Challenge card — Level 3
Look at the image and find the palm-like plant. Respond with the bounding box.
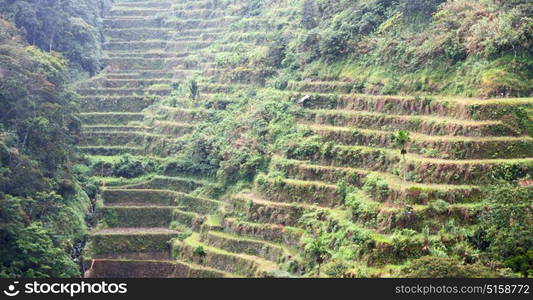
[393,130,411,181]
[304,232,330,276]
[189,79,199,101]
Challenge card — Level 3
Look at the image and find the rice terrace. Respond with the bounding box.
[0,0,532,283]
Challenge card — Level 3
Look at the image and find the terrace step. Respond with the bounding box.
[85,259,230,278]
[306,124,533,159]
[90,228,179,258]
[176,28,225,37]
[173,208,203,229]
[101,189,221,215]
[343,190,487,233]
[201,231,292,263]
[101,57,185,71]
[99,205,176,228]
[79,96,155,112]
[104,51,187,59]
[255,176,341,208]
[80,146,145,156]
[77,88,171,97]
[80,131,163,147]
[102,189,179,206]
[103,40,210,52]
[174,8,225,19]
[82,125,148,133]
[113,2,173,9]
[173,233,281,277]
[291,92,529,120]
[153,107,212,123]
[109,176,205,193]
[231,193,309,227]
[83,79,173,89]
[302,109,519,137]
[198,83,248,94]
[271,157,482,204]
[287,143,533,185]
[174,33,223,42]
[288,80,369,94]
[167,16,239,30]
[108,9,171,17]
[151,121,195,136]
[172,1,224,10]
[222,217,303,248]
[103,40,168,51]
[103,17,168,29]
[79,112,145,125]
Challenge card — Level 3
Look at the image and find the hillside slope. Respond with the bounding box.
[80,0,532,278]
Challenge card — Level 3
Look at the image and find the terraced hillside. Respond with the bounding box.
[81,0,295,278]
[80,0,533,278]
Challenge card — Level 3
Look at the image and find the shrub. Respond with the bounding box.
[427,199,450,215]
[399,0,445,17]
[401,256,500,278]
[319,28,348,62]
[189,79,199,100]
[505,250,533,278]
[323,259,351,278]
[112,155,158,178]
[301,0,317,29]
[362,173,389,199]
[193,245,206,257]
[481,183,533,276]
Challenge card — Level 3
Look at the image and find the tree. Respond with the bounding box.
[505,250,533,278]
[301,0,317,29]
[0,18,87,278]
[481,184,533,277]
[393,130,410,158]
[189,79,199,101]
[304,232,330,276]
[0,0,108,75]
[193,246,207,263]
[392,130,410,181]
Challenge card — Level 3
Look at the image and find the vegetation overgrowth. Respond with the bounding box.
[1,0,532,278]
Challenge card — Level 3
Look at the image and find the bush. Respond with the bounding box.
[505,250,533,278]
[481,183,533,276]
[362,173,389,199]
[401,256,500,278]
[319,28,348,62]
[399,0,445,17]
[112,155,158,178]
[323,259,351,278]
[193,246,206,257]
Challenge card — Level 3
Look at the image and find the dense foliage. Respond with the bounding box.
[0,0,111,76]
[0,13,96,277]
[2,0,530,279]
[161,88,306,190]
[153,0,533,277]
[228,0,533,97]
[480,183,533,277]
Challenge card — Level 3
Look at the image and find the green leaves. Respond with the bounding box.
[481,183,533,276]
[0,15,92,278]
[0,0,107,75]
[0,195,82,278]
[392,130,410,152]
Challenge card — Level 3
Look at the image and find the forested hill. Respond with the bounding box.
[0,0,110,277]
[1,0,532,279]
[0,0,112,75]
[244,0,533,97]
